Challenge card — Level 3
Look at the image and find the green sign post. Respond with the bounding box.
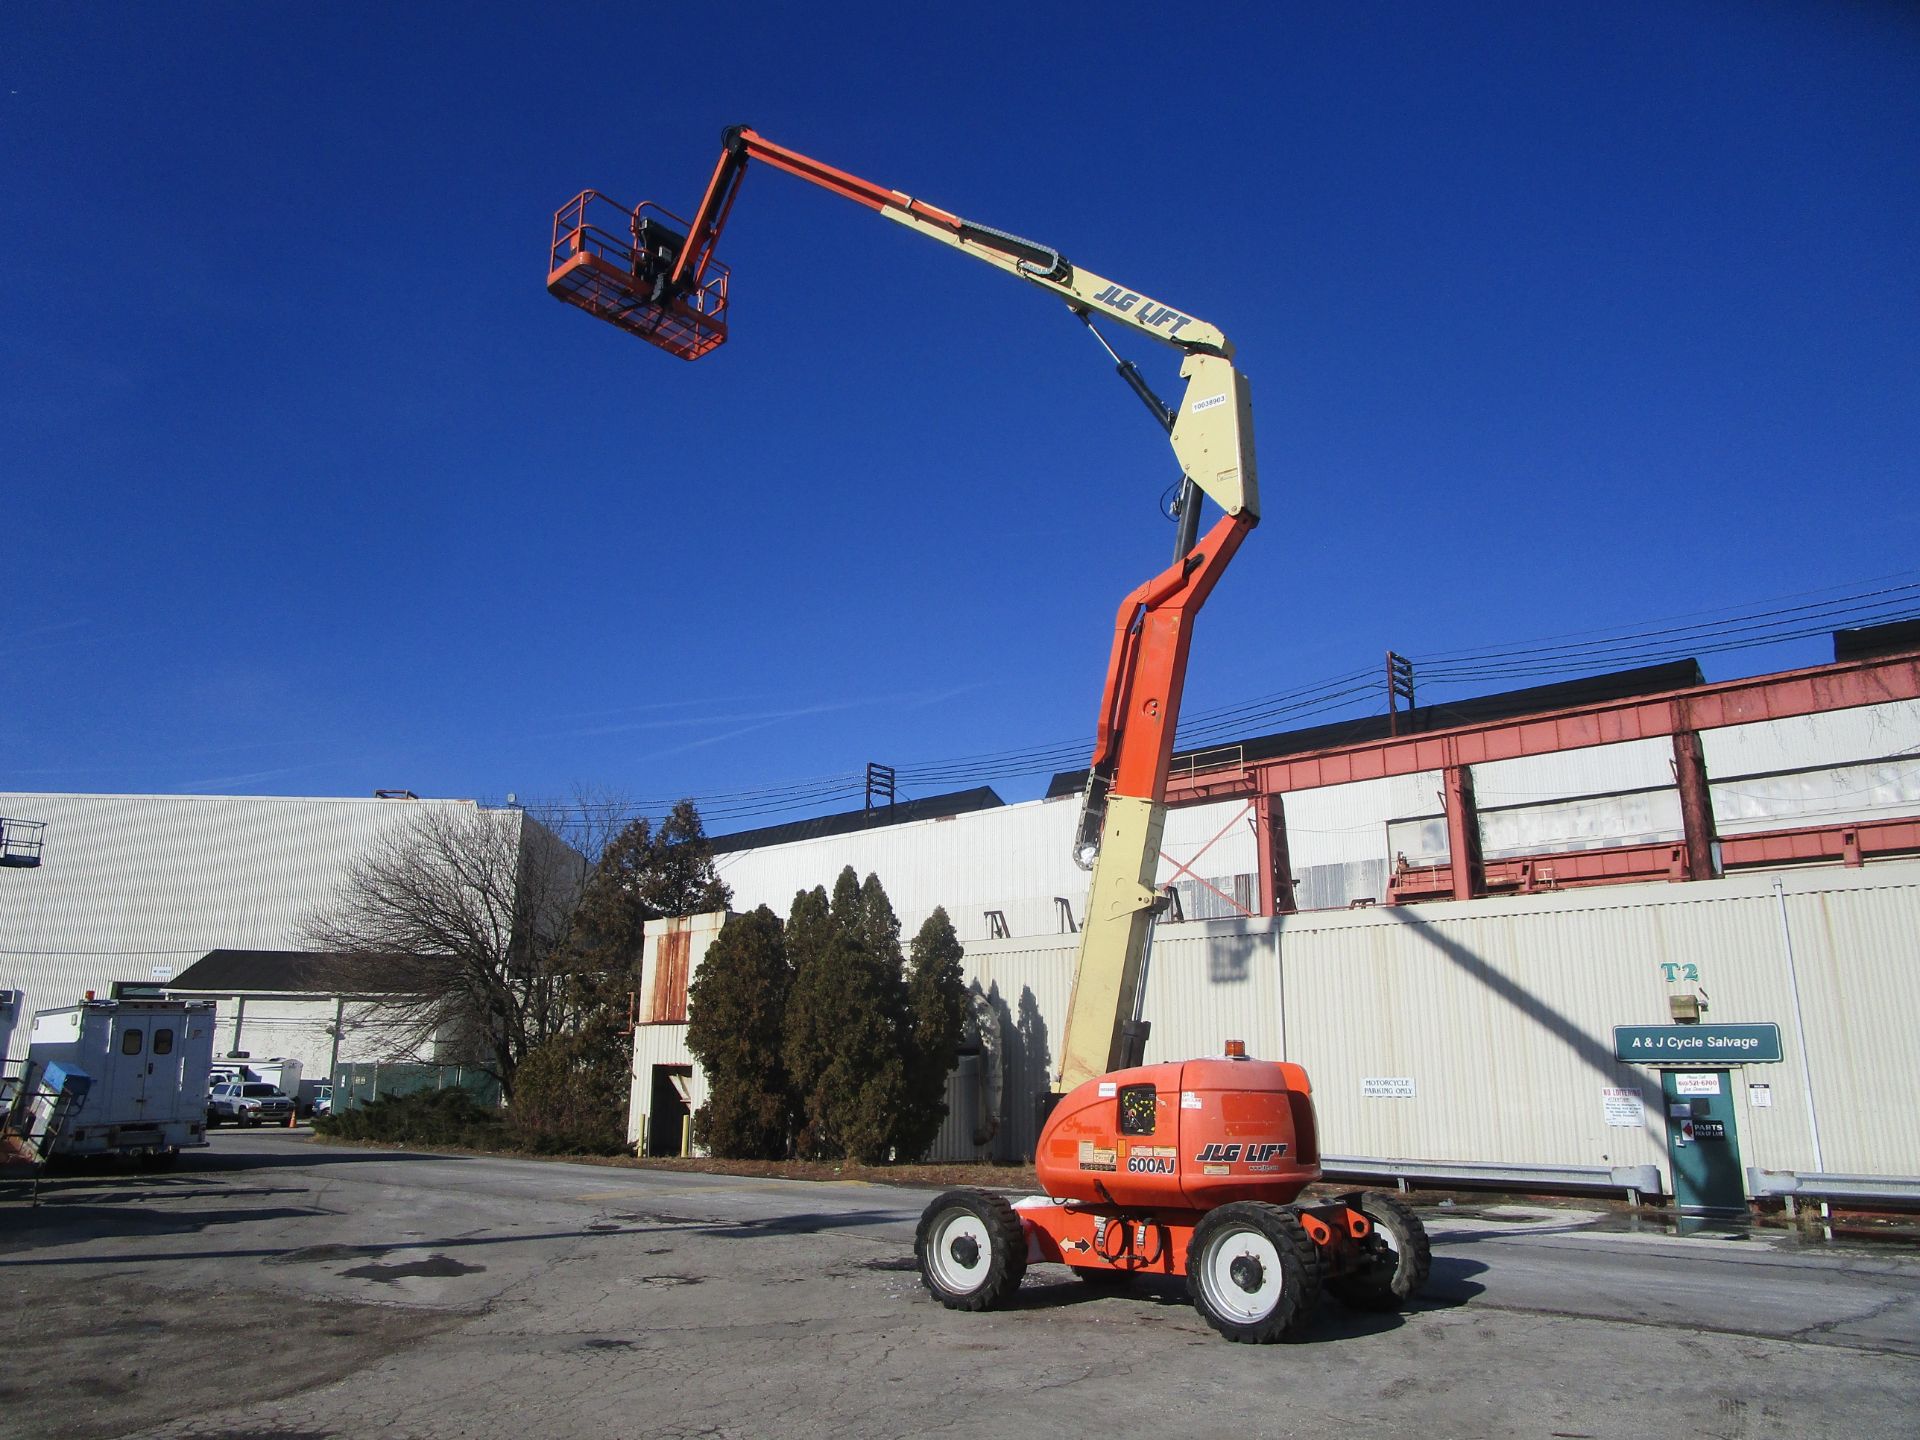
[1613,1023,1783,1064]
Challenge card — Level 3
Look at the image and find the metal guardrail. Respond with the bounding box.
[1323,1155,1664,1206]
[1745,1167,1920,1210]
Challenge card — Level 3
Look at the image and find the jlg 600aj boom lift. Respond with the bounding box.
[547,127,1432,1343]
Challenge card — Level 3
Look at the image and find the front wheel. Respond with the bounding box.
[1327,1192,1432,1312]
[1187,1202,1323,1343]
[915,1189,1027,1312]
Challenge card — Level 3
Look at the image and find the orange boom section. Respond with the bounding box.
[1034,1055,1321,1211]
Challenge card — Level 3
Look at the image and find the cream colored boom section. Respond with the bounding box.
[884,188,1259,1096]
[1056,794,1167,1094]
[882,207,1231,356]
[883,208,1259,523]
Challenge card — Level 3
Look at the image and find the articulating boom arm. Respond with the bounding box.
[547,126,1261,1096]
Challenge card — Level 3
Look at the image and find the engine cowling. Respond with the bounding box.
[1033,1056,1321,1211]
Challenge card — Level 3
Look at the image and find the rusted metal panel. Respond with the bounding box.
[648,929,691,1024]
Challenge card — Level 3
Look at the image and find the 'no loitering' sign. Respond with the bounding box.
[1612,1023,1783,1064]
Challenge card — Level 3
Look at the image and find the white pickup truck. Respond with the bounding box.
[206,1081,296,1127]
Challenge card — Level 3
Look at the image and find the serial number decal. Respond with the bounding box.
[1190,394,1229,413]
[1078,1141,1117,1173]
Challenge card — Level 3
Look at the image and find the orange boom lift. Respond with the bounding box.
[548,127,1431,1342]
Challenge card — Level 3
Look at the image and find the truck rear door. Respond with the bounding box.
[108,1016,151,1122]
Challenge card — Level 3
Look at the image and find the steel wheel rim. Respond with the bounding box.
[1198,1225,1285,1323]
[927,1209,992,1293]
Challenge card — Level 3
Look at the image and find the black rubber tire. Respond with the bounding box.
[915,1188,1027,1312]
[1186,1202,1324,1344]
[1326,1192,1433,1312]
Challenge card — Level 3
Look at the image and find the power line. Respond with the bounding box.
[517,575,1920,832]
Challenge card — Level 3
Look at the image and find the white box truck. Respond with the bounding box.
[26,997,216,1165]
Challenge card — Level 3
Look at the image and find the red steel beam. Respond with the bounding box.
[1169,651,1920,803]
[1720,815,1920,870]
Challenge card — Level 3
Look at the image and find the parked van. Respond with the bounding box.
[26,998,216,1164]
[210,1056,303,1103]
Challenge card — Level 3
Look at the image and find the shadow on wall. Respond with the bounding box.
[978,981,1052,1162]
[1207,929,1259,984]
[1375,907,1657,1125]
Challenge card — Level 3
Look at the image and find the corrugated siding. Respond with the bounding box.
[1702,700,1920,835]
[1777,878,1920,1173]
[925,1055,989,1163]
[1287,771,1444,909]
[1703,699,1920,775]
[1479,790,1684,859]
[1472,737,1678,805]
[627,1022,703,1151]
[1286,772,1446,866]
[714,795,1260,947]
[715,797,1088,945]
[1139,921,1284,1064]
[630,864,1920,1180]
[0,792,525,1061]
[1711,759,1920,834]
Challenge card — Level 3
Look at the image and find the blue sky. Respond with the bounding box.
[5,3,1917,830]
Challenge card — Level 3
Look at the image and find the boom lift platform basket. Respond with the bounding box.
[547,191,730,360]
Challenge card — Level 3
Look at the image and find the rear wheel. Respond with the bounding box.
[915,1189,1027,1312]
[1187,1202,1323,1343]
[1327,1192,1432,1312]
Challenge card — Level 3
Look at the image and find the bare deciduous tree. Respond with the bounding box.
[306,803,587,1097]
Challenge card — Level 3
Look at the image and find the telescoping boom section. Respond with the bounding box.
[548,127,1431,1344]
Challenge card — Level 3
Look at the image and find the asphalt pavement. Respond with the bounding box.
[2,1128,1916,1439]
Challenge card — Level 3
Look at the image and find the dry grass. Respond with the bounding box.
[572,1152,1045,1192]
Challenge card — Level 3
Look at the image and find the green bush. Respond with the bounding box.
[505,1028,631,1155]
[313,1087,505,1148]
[687,906,796,1158]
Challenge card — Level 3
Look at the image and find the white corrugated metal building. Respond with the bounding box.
[0,792,553,1077]
[632,649,1920,1198]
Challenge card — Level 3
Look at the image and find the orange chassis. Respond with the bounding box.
[1013,1192,1376,1279]
[1019,1055,1374,1279]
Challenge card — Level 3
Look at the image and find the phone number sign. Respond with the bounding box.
[1613,1023,1783,1064]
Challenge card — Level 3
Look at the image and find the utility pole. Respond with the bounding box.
[1386,651,1415,736]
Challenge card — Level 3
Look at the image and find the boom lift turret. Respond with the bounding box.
[548,127,1431,1343]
